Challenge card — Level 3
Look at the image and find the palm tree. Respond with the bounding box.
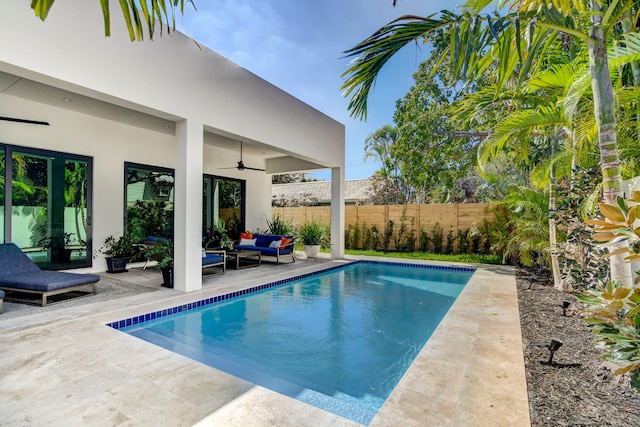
[30,0,193,41]
[342,0,640,286]
[364,125,399,179]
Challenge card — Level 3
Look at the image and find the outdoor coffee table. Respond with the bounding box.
[226,249,261,269]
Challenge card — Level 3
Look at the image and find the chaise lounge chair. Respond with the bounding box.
[0,243,100,307]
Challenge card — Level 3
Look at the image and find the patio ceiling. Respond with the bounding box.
[0,70,326,173]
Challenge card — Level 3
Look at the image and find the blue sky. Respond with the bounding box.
[178,0,455,180]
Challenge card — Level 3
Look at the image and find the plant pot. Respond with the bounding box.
[303,244,320,258]
[106,256,129,273]
[161,267,174,288]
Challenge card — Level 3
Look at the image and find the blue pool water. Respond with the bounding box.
[116,261,473,424]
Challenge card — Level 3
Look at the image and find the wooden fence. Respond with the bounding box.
[272,203,495,251]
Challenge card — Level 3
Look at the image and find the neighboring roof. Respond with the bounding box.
[272,179,373,204]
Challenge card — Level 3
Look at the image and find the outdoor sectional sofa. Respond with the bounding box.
[0,243,100,307]
[235,233,295,264]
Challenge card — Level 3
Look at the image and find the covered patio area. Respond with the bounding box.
[0,1,345,294]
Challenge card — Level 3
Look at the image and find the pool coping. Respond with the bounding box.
[0,257,530,426]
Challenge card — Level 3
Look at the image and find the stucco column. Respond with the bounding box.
[174,119,204,292]
[330,167,345,259]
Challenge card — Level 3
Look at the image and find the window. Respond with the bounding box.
[124,162,174,241]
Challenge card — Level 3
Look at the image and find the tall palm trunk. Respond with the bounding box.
[589,1,633,286]
[549,137,568,291]
[622,11,640,86]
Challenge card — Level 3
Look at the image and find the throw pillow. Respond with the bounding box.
[269,240,282,248]
[202,248,206,258]
[240,231,253,240]
[280,237,292,249]
[239,238,256,246]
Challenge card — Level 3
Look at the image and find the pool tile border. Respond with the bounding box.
[107,260,476,330]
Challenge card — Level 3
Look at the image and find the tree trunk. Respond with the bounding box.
[589,1,633,286]
[549,138,568,292]
[622,11,640,86]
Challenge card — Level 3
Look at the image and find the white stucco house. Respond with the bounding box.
[0,2,345,292]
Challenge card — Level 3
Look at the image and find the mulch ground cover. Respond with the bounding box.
[516,267,640,426]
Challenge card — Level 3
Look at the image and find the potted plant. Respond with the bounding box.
[38,232,75,264]
[216,219,233,250]
[100,232,137,273]
[145,238,174,287]
[297,218,328,258]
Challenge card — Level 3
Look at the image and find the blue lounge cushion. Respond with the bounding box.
[0,243,100,291]
[0,271,101,292]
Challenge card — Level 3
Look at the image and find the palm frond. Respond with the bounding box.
[31,0,191,41]
[341,13,455,120]
[478,106,566,169]
[610,32,640,68]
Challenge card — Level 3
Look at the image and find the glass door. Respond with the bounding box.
[9,148,92,269]
[0,148,4,243]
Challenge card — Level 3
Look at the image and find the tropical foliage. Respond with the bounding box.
[30,0,194,41]
[578,279,640,390]
[343,0,640,287]
[266,215,294,236]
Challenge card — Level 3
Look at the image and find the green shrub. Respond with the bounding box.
[432,223,443,254]
[297,218,329,247]
[266,214,294,235]
[383,220,394,251]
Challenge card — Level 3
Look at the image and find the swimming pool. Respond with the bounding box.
[112,261,474,425]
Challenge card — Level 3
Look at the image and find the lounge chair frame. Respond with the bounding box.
[0,283,96,307]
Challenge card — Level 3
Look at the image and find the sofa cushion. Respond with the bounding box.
[254,234,285,248]
[269,240,282,248]
[280,236,293,249]
[254,233,270,247]
[240,231,253,240]
[239,238,257,246]
[257,247,292,256]
[0,271,100,292]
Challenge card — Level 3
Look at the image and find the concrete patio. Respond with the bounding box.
[0,255,529,426]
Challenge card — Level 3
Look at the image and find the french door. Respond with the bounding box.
[2,145,92,269]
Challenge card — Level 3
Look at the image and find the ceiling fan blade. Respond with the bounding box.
[218,142,264,171]
[0,116,49,126]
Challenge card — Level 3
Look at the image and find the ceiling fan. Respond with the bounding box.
[221,141,265,171]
